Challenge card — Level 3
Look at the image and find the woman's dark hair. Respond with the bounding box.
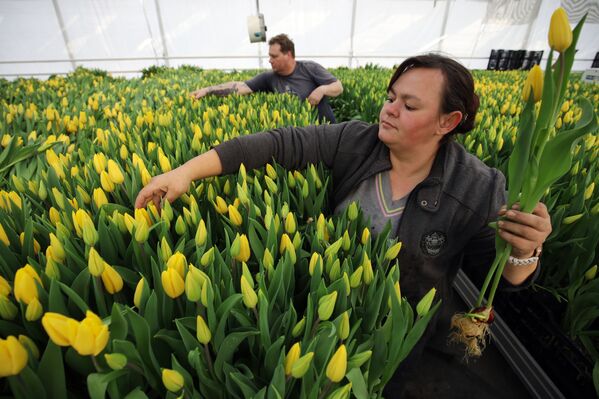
[387,54,479,135]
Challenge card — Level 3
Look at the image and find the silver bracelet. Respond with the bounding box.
[508,255,539,266]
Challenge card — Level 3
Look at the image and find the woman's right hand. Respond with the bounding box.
[134,168,192,209]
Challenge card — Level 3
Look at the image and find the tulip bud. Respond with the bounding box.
[347,350,372,369]
[329,259,341,281]
[548,7,573,53]
[318,291,337,321]
[584,182,595,200]
[0,275,11,296]
[25,297,43,321]
[279,233,296,264]
[88,247,106,277]
[309,252,322,276]
[324,237,343,260]
[339,311,350,340]
[563,213,583,225]
[195,219,207,246]
[384,242,402,260]
[292,316,306,337]
[167,252,188,278]
[0,223,10,247]
[0,295,18,320]
[214,196,228,214]
[585,265,597,280]
[49,233,65,262]
[262,248,274,272]
[326,345,347,383]
[227,204,243,226]
[328,383,353,399]
[100,170,115,193]
[41,312,78,346]
[285,212,296,234]
[161,268,185,299]
[200,247,215,267]
[14,265,42,305]
[162,368,184,392]
[133,219,149,243]
[133,277,147,308]
[71,311,109,356]
[416,287,437,317]
[107,160,124,184]
[185,265,204,302]
[18,335,39,360]
[522,65,543,103]
[0,336,28,377]
[284,342,301,376]
[362,254,373,286]
[81,217,98,247]
[101,265,124,294]
[291,352,314,378]
[196,315,211,344]
[240,275,257,309]
[347,202,358,221]
[349,266,363,288]
[361,228,370,245]
[234,234,250,263]
[105,353,127,370]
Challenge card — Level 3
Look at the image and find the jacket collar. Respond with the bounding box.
[414,140,450,213]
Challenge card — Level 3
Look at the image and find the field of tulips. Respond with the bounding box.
[0,57,598,397]
[0,67,441,398]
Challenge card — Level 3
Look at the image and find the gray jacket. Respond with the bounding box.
[214,120,530,304]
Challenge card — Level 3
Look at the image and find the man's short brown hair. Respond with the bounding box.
[268,34,295,57]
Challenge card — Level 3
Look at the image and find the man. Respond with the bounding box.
[190,34,343,123]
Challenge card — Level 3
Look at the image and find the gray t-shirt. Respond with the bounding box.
[335,170,408,236]
[245,60,338,123]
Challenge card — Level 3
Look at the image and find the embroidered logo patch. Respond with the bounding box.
[420,231,446,256]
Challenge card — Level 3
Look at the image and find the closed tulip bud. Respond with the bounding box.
[324,237,343,260]
[585,265,597,280]
[563,213,583,225]
[339,311,350,340]
[384,242,402,261]
[14,265,42,305]
[235,234,251,263]
[347,350,372,369]
[347,202,358,221]
[0,295,18,320]
[101,265,123,294]
[71,311,109,356]
[0,336,28,377]
[18,335,39,360]
[328,383,353,399]
[292,316,306,337]
[133,277,146,308]
[291,352,314,378]
[100,170,115,193]
[240,275,257,309]
[45,255,61,279]
[200,278,212,307]
[264,175,278,193]
[522,65,543,103]
[349,266,363,288]
[279,233,296,263]
[0,223,9,247]
[167,252,187,278]
[228,204,243,226]
[548,7,572,53]
[175,216,186,235]
[329,259,341,281]
[88,247,106,277]
[584,182,595,200]
[239,163,247,181]
[309,252,322,276]
[105,353,127,370]
[200,247,215,267]
[241,263,254,287]
[318,291,337,321]
[48,207,61,226]
[41,312,78,346]
[265,163,277,180]
[81,218,98,247]
[93,153,107,174]
[284,342,301,376]
[0,275,11,296]
[119,145,128,160]
[394,281,402,302]
[185,265,205,302]
[133,220,149,244]
[107,160,124,184]
[159,237,172,263]
[285,212,296,234]
[362,254,373,285]
[326,344,347,383]
[341,230,351,252]
[162,368,184,392]
[263,247,274,269]
[161,268,185,299]
[195,219,207,246]
[48,233,65,262]
[361,228,370,245]
[214,196,228,214]
[196,315,212,344]
[416,287,437,317]
[25,297,43,321]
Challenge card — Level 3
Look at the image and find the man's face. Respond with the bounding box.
[268,44,292,74]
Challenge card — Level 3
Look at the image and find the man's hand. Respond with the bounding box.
[498,202,552,258]
[190,88,207,100]
[307,87,325,106]
[134,168,192,209]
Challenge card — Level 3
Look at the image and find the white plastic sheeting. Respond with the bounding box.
[0,0,597,79]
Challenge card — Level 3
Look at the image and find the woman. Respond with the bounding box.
[135,54,551,389]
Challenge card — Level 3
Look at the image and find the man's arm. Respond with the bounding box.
[307,80,343,106]
[190,81,253,99]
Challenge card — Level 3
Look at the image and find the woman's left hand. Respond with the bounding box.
[497,202,552,258]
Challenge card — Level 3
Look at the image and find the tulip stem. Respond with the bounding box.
[318,381,333,399]
[126,362,145,375]
[310,317,320,338]
[176,298,185,316]
[91,355,103,372]
[203,344,214,377]
[252,307,259,323]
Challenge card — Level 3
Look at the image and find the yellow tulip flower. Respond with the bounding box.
[0,336,28,377]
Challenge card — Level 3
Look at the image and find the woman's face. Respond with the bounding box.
[378,68,451,150]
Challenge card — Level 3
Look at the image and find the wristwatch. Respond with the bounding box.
[508,246,542,267]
